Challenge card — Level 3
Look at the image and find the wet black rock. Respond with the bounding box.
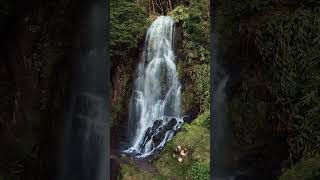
[152,119,163,132]
[140,119,164,148]
[152,118,177,147]
[138,117,178,152]
[164,118,177,131]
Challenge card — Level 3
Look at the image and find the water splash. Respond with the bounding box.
[124,16,183,158]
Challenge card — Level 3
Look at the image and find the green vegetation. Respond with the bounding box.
[110,0,151,129]
[119,160,168,180]
[171,0,210,115]
[153,111,210,179]
[110,0,151,59]
[217,0,320,178]
[171,0,210,64]
[279,157,320,180]
[189,64,210,112]
[260,8,320,159]
[191,162,211,180]
[119,163,156,180]
[227,5,320,157]
[171,0,209,65]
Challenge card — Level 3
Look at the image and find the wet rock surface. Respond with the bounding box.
[138,117,179,151]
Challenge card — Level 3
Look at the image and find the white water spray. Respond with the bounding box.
[124,16,183,158]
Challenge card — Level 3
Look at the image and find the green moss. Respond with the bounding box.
[191,162,210,180]
[193,110,210,129]
[120,163,137,177]
[119,161,168,180]
[153,112,210,178]
[279,157,320,180]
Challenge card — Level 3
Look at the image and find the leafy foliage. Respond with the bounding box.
[218,1,320,177]
[110,0,151,128]
[189,64,210,112]
[257,7,320,159]
[169,0,210,117]
[110,0,150,59]
[171,0,210,64]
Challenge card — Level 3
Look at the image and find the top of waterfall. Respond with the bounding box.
[156,15,173,19]
[146,16,174,36]
[145,15,175,61]
[154,16,173,26]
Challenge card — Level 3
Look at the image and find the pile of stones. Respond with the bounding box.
[172,145,188,162]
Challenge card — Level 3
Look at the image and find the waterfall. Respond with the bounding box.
[124,16,183,158]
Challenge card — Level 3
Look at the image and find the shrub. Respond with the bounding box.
[191,162,210,180]
[189,64,210,112]
[110,0,150,59]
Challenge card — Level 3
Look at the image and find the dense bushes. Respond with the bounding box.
[170,0,210,115]
[171,0,210,65]
[189,64,210,112]
[218,0,320,178]
[110,0,150,59]
[228,6,320,159]
[258,8,320,159]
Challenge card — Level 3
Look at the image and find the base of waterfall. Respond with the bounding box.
[122,117,184,158]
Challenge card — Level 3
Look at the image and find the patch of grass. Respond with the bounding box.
[191,162,210,180]
[153,112,210,178]
[119,160,168,180]
[193,110,210,129]
[120,163,137,177]
[279,157,320,180]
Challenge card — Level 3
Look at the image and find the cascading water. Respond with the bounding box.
[124,16,183,158]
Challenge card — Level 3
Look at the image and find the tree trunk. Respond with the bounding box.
[168,0,172,11]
